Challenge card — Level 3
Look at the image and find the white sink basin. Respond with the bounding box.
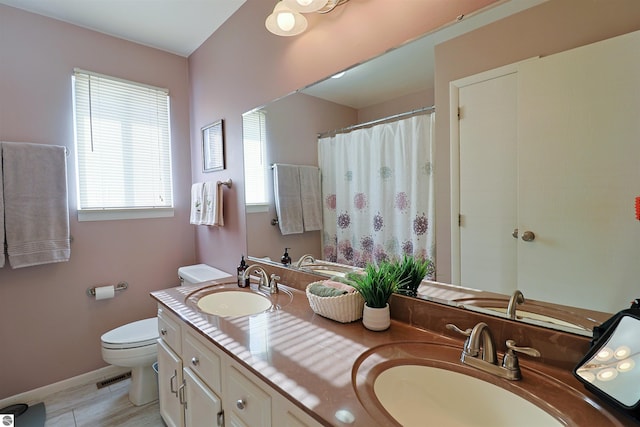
[196,291,272,316]
[374,365,562,427]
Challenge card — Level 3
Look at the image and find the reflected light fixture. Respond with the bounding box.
[266,0,351,36]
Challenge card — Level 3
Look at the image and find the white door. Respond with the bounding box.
[517,30,640,312]
[183,367,223,427]
[453,65,519,294]
[158,339,184,427]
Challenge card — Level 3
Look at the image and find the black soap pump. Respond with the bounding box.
[281,248,291,266]
[237,255,249,288]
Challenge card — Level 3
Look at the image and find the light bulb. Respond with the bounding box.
[283,0,329,13]
[265,2,308,36]
[614,345,631,360]
[617,358,635,372]
[597,367,618,382]
[595,347,614,362]
[277,12,295,31]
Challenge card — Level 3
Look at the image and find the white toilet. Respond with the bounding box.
[100,264,230,406]
[101,317,159,406]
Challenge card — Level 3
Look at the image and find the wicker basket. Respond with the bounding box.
[305,282,365,323]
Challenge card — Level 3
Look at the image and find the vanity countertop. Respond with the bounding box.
[151,280,638,427]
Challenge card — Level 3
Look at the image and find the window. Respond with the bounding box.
[73,69,173,221]
[243,110,269,211]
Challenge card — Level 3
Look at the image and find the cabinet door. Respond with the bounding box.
[517,30,640,312]
[158,339,184,427]
[226,365,271,427]
[183,367,223,427]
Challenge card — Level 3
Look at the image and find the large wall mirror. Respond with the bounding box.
[243,0,640,337]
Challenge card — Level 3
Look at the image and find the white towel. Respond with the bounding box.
[273,164,303,235]
[2,142,70,268]
[190,182,204,225]
[299,166,322,231]
[202,181,224,226]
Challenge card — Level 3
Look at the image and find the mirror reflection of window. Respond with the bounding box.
[575,315,640,408]
[243,110,269,209]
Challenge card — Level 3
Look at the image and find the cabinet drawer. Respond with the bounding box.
[227,366,271,427]
[182,328,222,395]
[157,305,181,353]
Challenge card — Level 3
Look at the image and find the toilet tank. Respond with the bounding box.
[178,264,232,286]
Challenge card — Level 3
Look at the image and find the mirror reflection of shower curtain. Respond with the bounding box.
[318,113,435,270]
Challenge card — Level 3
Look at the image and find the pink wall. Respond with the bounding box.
[433,0,640,283]
[189,0,499,274]
[0,6,195,398]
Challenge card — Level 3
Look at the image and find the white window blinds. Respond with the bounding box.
[73,69,173,220]
[243,110,269,206]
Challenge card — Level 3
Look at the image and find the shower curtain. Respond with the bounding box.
[318,113,435,270]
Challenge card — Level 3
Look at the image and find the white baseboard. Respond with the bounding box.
[0,365,129,408]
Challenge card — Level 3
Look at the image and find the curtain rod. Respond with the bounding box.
[317,105,435,139]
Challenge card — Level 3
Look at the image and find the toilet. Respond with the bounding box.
[100,264,230,406]
[101,317,159,406]
[178,263,232,286]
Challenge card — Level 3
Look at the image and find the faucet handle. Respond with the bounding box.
[505,340,540,358]
[269,274,280,294]
[502,339,540,377]
[445,323,472,337]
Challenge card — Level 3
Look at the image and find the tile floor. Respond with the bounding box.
[42,378,164,427]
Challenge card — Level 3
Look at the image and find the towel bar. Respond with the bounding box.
[86,281,128,297]
[218,179,232,189]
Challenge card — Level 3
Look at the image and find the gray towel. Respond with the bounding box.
[2,142,71,268]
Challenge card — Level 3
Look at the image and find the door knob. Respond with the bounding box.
[512,228,518,239]
[521,231,535,242]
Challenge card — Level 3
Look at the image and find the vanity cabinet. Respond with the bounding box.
[157,307,184,427]
[157,304,323,427]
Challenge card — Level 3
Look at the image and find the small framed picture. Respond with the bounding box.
[202,120,225,172]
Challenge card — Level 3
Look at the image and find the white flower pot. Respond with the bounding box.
[362,303,390,331]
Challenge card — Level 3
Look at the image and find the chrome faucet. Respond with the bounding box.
[446,322,540,380]
[507,289,525,319]
[295,254,316,268]
[242,264,280,294]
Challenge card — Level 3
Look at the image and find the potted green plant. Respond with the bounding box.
[392,255,435,297]
[345,261,407,331]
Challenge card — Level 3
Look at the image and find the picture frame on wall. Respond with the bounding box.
[202,119,225,172]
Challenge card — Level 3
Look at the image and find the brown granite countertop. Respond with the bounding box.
[151,280,638,427]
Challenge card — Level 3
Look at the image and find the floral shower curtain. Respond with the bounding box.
[318,113,435,270]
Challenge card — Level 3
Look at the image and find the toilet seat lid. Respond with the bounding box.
[101,317,158,347]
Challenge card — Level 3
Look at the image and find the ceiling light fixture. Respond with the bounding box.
[265,0,351,36]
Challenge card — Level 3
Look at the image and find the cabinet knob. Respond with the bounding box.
[521,231,535,242]
[191,357,199,366]
[160,328,167,336]
[236,399,246,410]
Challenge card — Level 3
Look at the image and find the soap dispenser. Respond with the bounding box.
[281,248,291,266]
[237,255,249,288]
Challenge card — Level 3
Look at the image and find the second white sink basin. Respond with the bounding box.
[374,365,562,427]
[196,291,272,316]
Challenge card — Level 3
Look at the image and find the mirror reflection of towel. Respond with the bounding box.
[273,164,303,235]
[299,166,322,231]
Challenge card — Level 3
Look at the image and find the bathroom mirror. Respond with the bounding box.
[243,0,640,337]
[574,311,640,414]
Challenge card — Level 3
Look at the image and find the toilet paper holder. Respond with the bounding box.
[87,281,129,297]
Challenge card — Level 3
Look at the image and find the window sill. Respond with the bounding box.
[78,208,174,222]
[246,204,270,214]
